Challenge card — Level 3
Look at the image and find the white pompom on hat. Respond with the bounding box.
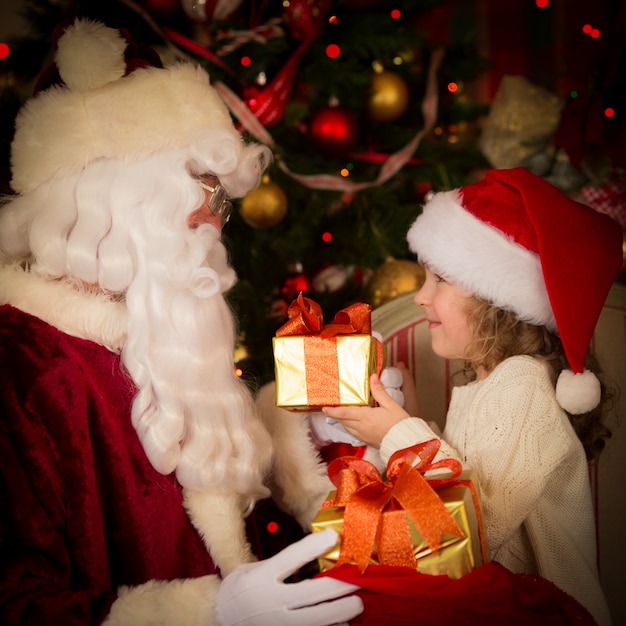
[10,18,245,194]
[407,167,623,414]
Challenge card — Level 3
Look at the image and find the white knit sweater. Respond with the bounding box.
[379,355,612,626]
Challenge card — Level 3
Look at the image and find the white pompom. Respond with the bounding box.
[56,19,127,92]
[555,369,601,414]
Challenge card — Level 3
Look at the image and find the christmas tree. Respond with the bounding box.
[1,0,492,384]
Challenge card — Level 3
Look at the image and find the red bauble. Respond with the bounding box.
[308,106,359,157]
[280,262,313,304]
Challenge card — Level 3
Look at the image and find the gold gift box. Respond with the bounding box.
[311,471,484,579]
[273,334,378,411]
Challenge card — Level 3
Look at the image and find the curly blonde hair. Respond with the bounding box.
[461,297,613,461]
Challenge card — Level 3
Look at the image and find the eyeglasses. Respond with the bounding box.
[197,175,233,226]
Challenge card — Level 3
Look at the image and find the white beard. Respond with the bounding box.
[117,190,272,503]
[0,150,274,505]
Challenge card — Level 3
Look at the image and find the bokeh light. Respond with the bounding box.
[326,44,340,59]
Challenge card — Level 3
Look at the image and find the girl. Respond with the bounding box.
[323,167,622,626]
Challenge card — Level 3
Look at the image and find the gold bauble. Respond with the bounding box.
[240,175,288,229]
[366,258,425,309]
[234,343,250,364]
[367,71,410,123]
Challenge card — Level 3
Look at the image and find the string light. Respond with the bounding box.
[322,232,333,243]
[234,367,243,377]
[582,24,601,38]
[0,43,9,60]
[391,9,401,19]
[329,15,338,25]
[340,168,349,177]
[604,107,615,118]
[447,82,458,93]
[536,0,549,8]
[266,521,279,533]
[240,56,251,67]
[326,44,340,59]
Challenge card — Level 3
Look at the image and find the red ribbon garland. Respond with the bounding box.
[323,440,466,573]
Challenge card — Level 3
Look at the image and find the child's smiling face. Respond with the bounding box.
[414,266,477,366]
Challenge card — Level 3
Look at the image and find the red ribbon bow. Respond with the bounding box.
[324,440,465,573]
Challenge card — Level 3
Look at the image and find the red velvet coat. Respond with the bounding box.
[0,305,218,625]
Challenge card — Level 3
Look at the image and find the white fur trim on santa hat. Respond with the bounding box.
[556,369,601,414]
[11,19,242,194]
[407,189,557,332]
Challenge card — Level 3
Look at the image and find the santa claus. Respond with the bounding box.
[0,18,362,626]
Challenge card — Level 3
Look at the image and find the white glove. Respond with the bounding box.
[308,413,365,447]
[379,366,405,407]
[216,529,363,626]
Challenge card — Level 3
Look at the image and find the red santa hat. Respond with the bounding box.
[10,18,242,194]
[407,167,623,414]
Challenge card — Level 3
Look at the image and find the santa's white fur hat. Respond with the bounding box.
[10,18,245,194]
[407,167,622,414]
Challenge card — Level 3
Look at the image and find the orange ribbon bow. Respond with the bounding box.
[276,292,373,338]
[324,440,465,573]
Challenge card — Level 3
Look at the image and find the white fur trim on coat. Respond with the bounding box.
[407,190,557,332]
[183,490,256,577]
[103,575,221,626]
[255,382,333,529]
[0,264,127,352]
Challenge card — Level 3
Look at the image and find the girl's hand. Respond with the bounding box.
[322,373,411,448]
